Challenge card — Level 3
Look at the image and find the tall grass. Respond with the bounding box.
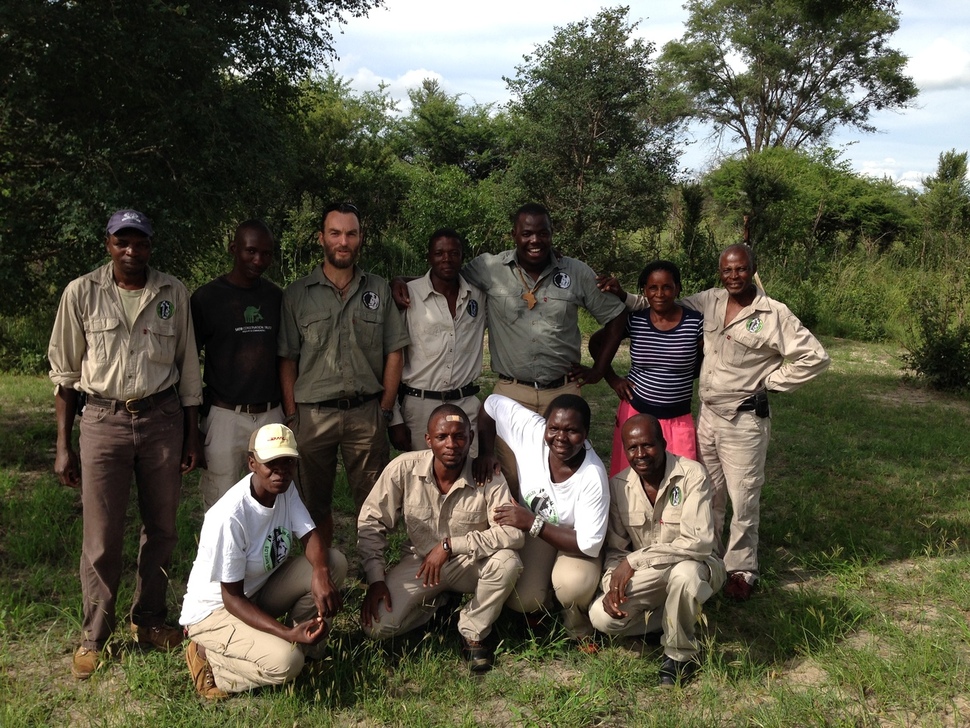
[1,344,970,726]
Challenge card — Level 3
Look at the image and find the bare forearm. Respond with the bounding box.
[279,357,298,416]
[381,349,404,412]
[54,387,78,449]
[537,521,583,555]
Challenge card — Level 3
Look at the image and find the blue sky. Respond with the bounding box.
[330,0,970,189]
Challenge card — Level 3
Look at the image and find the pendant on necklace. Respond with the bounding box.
[522,291,537,310]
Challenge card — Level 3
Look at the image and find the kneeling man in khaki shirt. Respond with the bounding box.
[358,404,524,672]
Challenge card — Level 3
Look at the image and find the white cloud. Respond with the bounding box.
[907,38,970,90]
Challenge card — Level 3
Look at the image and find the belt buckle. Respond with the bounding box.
[336,398,352,410]
[125,397,142,414]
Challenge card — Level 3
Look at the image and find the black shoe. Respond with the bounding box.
[659,656,700,687]
[462,637,494,674]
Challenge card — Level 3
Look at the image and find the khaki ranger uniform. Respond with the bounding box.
[49,263,202,649]
[393,272,486,456]
[589,454,726,662]
[358,450,524,642]
[629,288,829,580]
[463,251,625,490]
[278,266,409,523]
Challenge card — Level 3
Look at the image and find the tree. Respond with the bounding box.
[662,0,918,155]
[0,0,380,314]
[917,150,970,266]
[504,6,678,272]
[394,79,510,181]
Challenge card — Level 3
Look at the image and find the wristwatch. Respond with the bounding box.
[442,538,452,557]
[382,408,394,422]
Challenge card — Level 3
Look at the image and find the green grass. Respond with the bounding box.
[2,342,970,726]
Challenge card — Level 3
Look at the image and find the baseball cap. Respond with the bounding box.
[106,209,154,237]
[249,423,300,463]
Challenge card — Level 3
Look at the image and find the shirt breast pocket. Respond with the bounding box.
[619,509,648,531]
[404,505,436,546]
[299,310,333,350]
[410,312,446,359]
[84,317,122,363]
[449,505,487,536]
[727,329,765,366]
[146,322,176,364]
[354,309,383,350]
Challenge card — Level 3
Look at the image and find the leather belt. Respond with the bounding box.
[211,397,280,414]
[312,392,381,410]
[496,374,568,390]
[85,385,178,414]
[400,383,480,401]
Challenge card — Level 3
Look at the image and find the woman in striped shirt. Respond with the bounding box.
[590,260,702,476]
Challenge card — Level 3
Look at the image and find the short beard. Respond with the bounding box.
[325,252,356,269]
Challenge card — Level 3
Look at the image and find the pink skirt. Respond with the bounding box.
[608,399,698,477]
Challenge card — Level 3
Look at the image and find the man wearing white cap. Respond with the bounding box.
[48,209,203,679]
[180,423,347,699]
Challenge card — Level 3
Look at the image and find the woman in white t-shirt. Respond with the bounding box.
[180,424,347,699]
[480,393,609,645]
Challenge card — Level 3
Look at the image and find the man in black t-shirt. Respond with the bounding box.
[191,220,284,510]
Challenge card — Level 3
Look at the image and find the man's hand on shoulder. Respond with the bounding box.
[596,274,627,300]
[390,277,411,311]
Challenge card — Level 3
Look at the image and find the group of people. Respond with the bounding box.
[48,201,829,698]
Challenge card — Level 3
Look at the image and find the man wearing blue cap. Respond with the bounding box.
[48,209,203,679]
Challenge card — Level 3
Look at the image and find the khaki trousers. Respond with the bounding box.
[492,379,582,496]
[505,534,601,640]
[186,550,347,693]
[363,549,522,642]
[589,559,726,662]
[697,404,771,578]
[199,404,283,511]
[294,399,389,524]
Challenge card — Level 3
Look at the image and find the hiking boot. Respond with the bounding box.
[461,637,494,674]
[723,572,754,602]
[185,641,229,700]
[659,656,700,687]
[131,622,185,650]
[71,645,102,680]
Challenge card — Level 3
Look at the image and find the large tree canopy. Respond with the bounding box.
[662,0,918,155]
[0,0,380,313]
[504,6,678,271]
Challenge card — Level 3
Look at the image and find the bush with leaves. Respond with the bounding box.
[904,285,970,392]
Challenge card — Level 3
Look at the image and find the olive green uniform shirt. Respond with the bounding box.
[463,251,625,383]
[278,266,409,403]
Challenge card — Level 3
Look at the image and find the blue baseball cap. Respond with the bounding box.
[106,209,153,237]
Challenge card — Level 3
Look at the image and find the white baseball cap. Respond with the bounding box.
[248,423,300,463]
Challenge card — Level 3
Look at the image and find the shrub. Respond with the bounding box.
[903,290,970,392]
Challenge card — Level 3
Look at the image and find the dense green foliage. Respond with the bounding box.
[2,3,968,391]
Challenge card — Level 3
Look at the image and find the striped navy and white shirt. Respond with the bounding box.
[626,306,703,419]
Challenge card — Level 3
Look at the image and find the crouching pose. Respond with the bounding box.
[358,405,523,672]
[180,424,347,699]
[589,415,725,686]
[478,393,609,646]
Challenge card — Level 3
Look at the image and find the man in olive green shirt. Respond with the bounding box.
[278,202,409,545]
